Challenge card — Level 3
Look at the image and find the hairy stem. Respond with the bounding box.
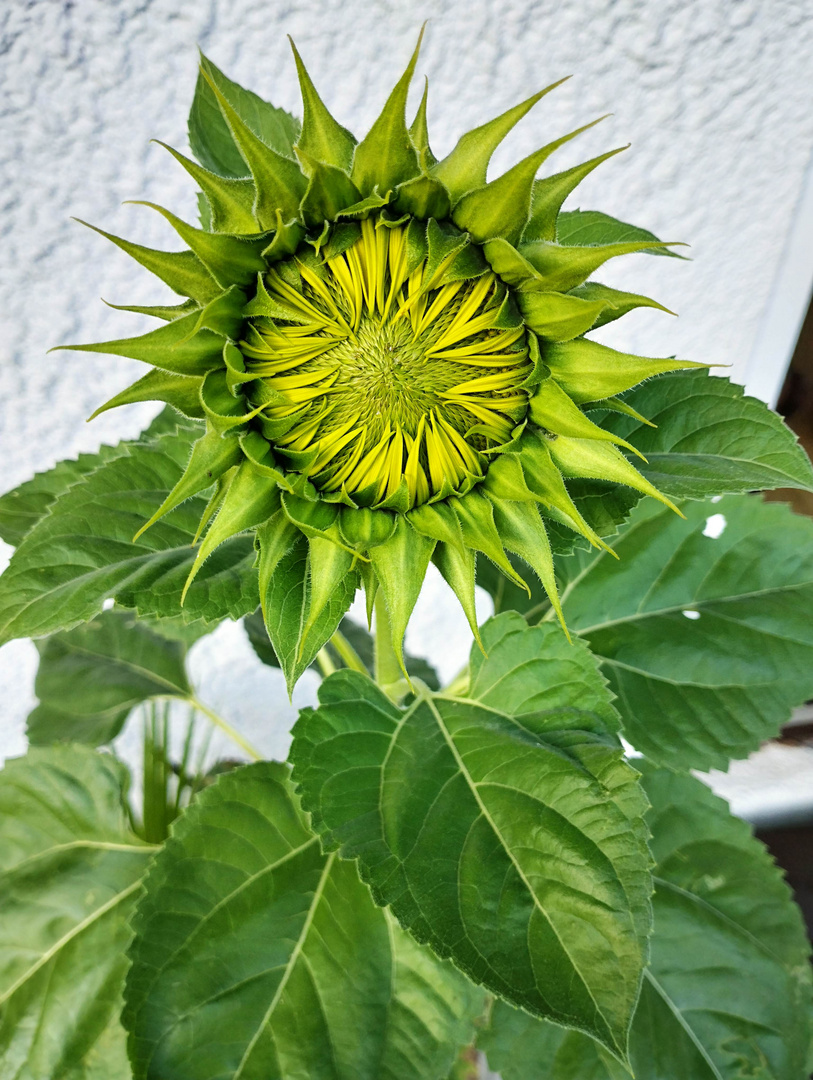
[315,647,337,678]
[329,628,368,674]
[185,695,262,761]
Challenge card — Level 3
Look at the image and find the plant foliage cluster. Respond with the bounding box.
[0,34,812,1080]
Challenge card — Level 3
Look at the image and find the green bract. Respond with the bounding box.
[61,31,707,684]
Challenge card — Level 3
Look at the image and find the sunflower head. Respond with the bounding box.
[61,28,705,688]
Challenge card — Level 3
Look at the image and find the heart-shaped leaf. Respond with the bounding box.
[292,613,653,1062]
[479,765,813,1080]
[124,761,483,1079]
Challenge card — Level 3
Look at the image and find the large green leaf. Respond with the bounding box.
[124,762,483,1079]
[0,746,153,1079]
[291,612,653,1062]
[556,209,683,256]
[555,495,813,771]
[0,448,122,548]
[28,609,191,747]
[480,766,813,1080]
[603,373,813,497]
[0,409,201,549]
[188,54,301,179]
[0,422,259,646]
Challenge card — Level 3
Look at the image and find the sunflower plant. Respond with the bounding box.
[1,30,813,1080]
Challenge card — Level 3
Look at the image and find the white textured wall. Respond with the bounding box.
[1,0,812,766]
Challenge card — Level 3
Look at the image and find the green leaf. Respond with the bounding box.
[351,30,423,196]
[188,54,301,179]
[0,746,152,1078]
[124,762,483,1079]
[556,209,685,256]
[291,612,653,1061]
[0,420,259,646]
[599,372,813,497]
[480,765,813,1080]
[28,609,191,747]
[431,82,564,205]
[0,446,126,548]
[260,534,359,693]
[63,1010,132,1080]
[289,39,356,172]
[556,494,813,770]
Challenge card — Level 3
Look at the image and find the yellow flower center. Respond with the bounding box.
[240,218,532,508]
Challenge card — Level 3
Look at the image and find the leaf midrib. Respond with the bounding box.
[42,637,189,697]
[0,878,143,1006]
[233,851,337,1078]
[572,580,813,637]
[642,969,724,1080]
[421,693,621,1054]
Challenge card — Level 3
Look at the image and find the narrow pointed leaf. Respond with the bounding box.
[156,140,258,233]
[55,310,226,376]
[529,377,642,454]
[518,433,605,546]
[569,281,673,328]
[76,219,220,303]
[432,81,566,204]
[102,297,200,322]
[302,536,354,645]
[549,435,681,514]
[519,237,681,292]
[200,58,307,229]
[134,426,242,539]
[543,337,707,404]
[432,542,481,645]
[452,118,607,245]
[368,516,435,675]
[450,492,529,589]
[28,609,190,746]
[183,461,279,599]
[89,368,205,421]
[124,762,483,1079]
[488,499,566,631]
[290,38,356,171]
[262,534,358,693]
[557,494,813,771]
[351,29,424,196]
[132,201,268,287]
[408,77,435,167]
[480,766,812,1080]
[291,613,652,1062]
[0,746,151,1077]
[518,290,607,341]
[556,209,686,257]
[189,54,300,178]
[523,147,628,243]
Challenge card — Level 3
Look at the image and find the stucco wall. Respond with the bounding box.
[1,0,812,773]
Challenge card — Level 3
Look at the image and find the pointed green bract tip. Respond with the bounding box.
[61,27,722,688]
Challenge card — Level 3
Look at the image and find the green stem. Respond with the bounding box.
[329,629,368,674]
[374,593,404,700]
[185,695,263,761]
[315,647,337,678]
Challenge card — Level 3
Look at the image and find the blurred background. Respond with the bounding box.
[2,0,813,970]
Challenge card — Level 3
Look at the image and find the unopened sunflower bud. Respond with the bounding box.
[57,29,696,681]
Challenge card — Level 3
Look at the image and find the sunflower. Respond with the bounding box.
[60,29,704,683]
